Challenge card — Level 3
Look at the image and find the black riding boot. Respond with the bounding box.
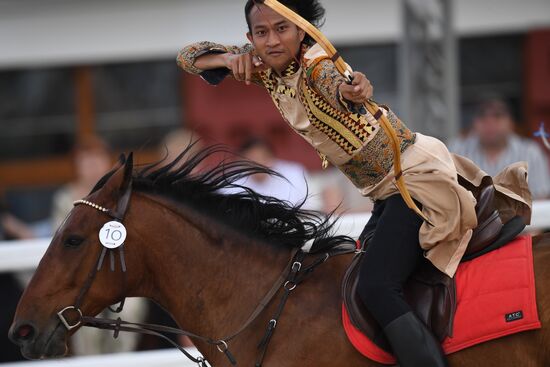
[383,312,448,367]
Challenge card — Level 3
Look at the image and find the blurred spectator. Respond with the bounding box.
[51,136,113,229]
[161,128,200,161]
[0,194,32,362]
[313,168,374,214]
[449,98,550,199]
[234,138,310,207]
[159,128,203,172]
[0,195,34,240]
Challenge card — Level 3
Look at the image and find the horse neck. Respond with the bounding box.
[128,192,293,339]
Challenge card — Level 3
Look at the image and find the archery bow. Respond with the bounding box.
[259,0,431,224]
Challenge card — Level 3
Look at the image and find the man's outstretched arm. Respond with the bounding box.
[177,41,265,85]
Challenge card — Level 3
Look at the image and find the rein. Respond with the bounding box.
[56,194,353,366]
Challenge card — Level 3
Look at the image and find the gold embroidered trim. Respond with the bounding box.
[298,78,380,156]
[276,85,296,98]
[260,71,276,94]
[282,60,299,77]
[301,83,363,151]
[259,70,291,125]
[318,151,329,169]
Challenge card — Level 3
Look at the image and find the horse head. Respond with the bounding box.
[9,154,137,359]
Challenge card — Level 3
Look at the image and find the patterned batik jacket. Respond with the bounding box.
[177,41,416,193]
[176,41,534,278]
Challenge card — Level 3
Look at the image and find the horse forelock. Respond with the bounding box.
[91,143,354,252]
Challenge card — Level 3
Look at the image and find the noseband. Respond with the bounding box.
[55,190,352,367]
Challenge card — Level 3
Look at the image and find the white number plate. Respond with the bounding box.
[99,221,127,249]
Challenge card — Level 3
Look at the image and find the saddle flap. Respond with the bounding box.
[342,252,456,353]
[466,210,503,255]
[475,185,497,223]
[405,261,457,339]
[465,184,509,257]
[462,215,526,262]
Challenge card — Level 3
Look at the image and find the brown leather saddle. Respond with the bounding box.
[342,185,526,352]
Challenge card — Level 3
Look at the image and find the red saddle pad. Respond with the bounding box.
[342,234,541,365]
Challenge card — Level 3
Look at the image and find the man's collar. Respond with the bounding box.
[281,60,299,77]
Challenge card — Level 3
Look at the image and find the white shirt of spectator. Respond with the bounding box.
[448,134,550,199]
[229,159,310,207]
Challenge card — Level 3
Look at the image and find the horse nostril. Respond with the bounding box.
[11,323,36,343]
[18,325,33,339]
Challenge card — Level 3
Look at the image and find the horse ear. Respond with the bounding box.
[99,153,134,220]
[115,152,133,219]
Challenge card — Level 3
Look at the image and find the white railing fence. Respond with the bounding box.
[2,201,550,273]
[0,349,200,367]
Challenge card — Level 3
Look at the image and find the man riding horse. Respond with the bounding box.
[177,1,531,366]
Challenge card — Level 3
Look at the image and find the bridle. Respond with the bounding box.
[56,194,131,333]
[55,183,352,366]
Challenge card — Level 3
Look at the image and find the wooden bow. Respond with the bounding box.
[261,0,430,224]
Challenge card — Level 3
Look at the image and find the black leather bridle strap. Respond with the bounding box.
[79,248,303,366]
[63,181,357,366]
[81,316,209,366]
[56,246,109,331]
[253,245,355,367]
[255,251,305,367]
[74,235,128,311]
[75,247,108,309]
[77,245,355,366]
[58,183,133,332]
[220,248,301,343]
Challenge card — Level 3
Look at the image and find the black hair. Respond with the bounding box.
[474,97,513,119]
[244,0,326,46]
[92,143,354,253]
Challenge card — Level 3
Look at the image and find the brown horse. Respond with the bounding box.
[8,147,550,366]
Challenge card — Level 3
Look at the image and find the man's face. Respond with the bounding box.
[244,144,273,168]
[243,144,274,183]
[246,4,305,74]
[473,104,514,149]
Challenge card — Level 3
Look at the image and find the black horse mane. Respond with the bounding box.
[92,143,354,252]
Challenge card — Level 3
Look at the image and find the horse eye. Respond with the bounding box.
[64,236,84,248]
